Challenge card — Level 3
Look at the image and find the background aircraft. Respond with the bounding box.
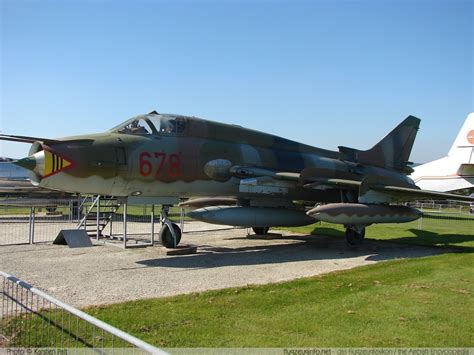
[0,157,41,195]
[1,111,473,247]
[411,113,474,192]
[0,157,29,179]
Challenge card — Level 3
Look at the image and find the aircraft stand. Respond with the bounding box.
[78,195,196,252]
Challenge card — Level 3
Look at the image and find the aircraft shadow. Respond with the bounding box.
[382,228,474,252]
[309,227,474,252]
[136,234,443,269]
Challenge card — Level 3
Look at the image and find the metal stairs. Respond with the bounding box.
[77,195,121,238]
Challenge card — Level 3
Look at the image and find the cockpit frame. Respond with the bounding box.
[110,114,187,137]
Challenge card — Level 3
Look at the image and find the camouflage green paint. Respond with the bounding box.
[9,112,421,205]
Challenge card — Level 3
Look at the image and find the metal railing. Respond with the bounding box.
[411,200,473,214]
[0,198,82,245]
[77,195,101,231]
[415,210,474,231]
[0,197,185,247]
[1,197,472,247]
[0,271,166,354]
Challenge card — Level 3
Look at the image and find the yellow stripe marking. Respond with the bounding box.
[43,150,73,177]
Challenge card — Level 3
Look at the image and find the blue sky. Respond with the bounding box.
[1,0,472,162]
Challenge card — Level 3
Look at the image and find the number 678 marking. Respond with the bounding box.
[139,152,181,178]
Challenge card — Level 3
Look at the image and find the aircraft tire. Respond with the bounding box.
[345,226,365,245]
[159,223,182,248]
[252,227,270,235]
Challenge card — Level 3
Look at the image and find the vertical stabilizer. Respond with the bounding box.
[338,116,420,173]
[448,113,474,161]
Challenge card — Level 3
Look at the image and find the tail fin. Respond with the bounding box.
[338,115,420,173]
[448,113,474,161]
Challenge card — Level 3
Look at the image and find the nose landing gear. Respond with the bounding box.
[159,206,182,248]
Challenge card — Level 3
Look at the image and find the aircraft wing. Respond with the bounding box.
[303,176,474,202]
[368,185,474,201]
[229,165,474,204]
[0,134,62,144]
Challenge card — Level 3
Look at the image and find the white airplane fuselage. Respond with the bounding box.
[411,113,474,192]
[412,156,474,191]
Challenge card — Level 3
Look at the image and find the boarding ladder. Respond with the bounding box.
[76,195,121,238]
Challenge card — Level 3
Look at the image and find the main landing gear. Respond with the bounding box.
[159,206,182,248]
[345,225,366,245]
[252,227,270,235]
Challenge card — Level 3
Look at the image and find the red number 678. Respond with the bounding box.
[139,152,180,178]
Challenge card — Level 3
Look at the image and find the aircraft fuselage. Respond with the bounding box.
[24,113,413,205]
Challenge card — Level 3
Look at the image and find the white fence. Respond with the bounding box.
[0,198,184,246]
[0,199,81,245]
[0,197,472,247]
[0,271,166,353]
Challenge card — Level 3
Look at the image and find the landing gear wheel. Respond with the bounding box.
[252,227,270,235]
[345,226,365,245]
[159,223,182,248]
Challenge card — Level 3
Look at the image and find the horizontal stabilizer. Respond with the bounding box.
[457,164,474,176]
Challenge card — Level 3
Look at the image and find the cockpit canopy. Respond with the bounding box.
[111,114,186,136]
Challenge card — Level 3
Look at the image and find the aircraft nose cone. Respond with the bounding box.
[14,156,37,171]
[14,150,45,176]
[13,150,72,178]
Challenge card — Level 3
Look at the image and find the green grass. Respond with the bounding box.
[0,206,33,215]
[285,215,474,250]
[5,253,473,347]
[91,254,474,347]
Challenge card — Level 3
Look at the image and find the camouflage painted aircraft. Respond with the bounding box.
[1,111,473,247]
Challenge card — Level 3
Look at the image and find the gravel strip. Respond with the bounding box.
[0,222,441,308]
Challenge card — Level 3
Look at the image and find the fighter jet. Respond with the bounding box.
[1,111,473,247]
[411,113,474,192]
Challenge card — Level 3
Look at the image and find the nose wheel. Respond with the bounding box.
[345,225,366,245]
[159,206,182,248]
